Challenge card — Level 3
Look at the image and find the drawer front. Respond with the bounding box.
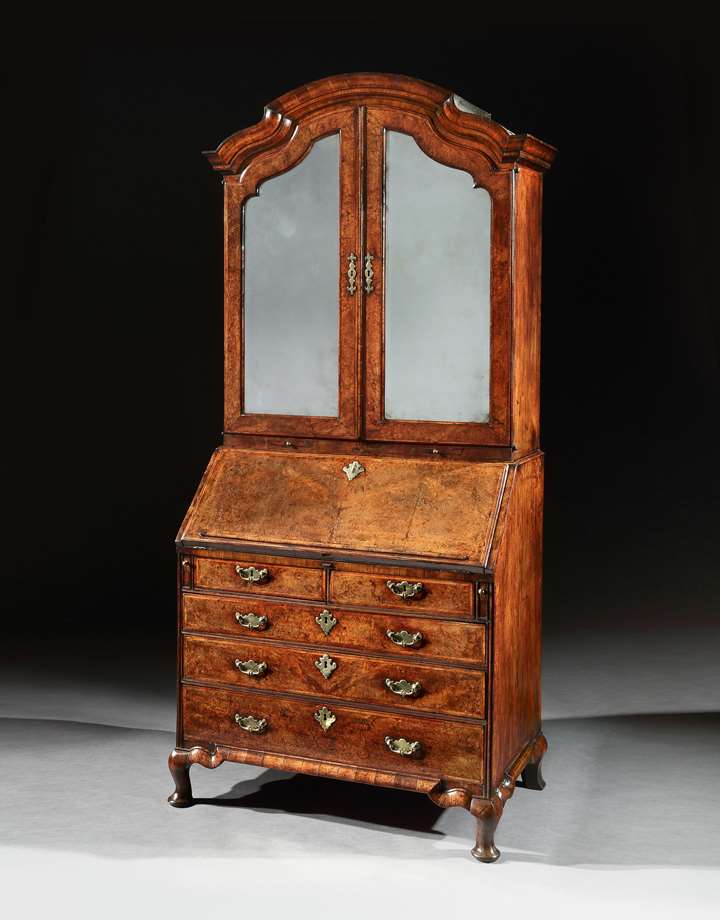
[193,557,324,600]
[182,594,486,667]
[182,684,485,782]
[183,635,485,719]
[330,571,473,618]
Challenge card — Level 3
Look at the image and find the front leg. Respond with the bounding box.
[470,797,502,863]
[168,749,193,807]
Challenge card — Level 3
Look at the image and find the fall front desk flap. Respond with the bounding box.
[178,448,510,566]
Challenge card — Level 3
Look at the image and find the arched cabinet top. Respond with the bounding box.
[203,73,557,175]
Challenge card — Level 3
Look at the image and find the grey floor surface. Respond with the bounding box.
[2,634,719,919]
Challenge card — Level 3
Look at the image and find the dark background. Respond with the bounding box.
[5,26,717,692]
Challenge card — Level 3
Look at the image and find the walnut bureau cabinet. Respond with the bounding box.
[169,73,556,862]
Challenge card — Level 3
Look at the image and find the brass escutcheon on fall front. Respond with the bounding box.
[386,580,423,600]
[235,565,269,584]
[342,460,365,481]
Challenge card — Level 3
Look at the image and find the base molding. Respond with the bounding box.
[167,731,547,862]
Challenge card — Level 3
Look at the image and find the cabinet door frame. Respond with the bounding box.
[223,107,361,439]
[363,106,512,446]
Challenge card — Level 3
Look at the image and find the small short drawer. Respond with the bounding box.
[183,635,485,719]
[181,684,485,782]
[193,557,324,601]
[330,571,473,618]
[182,594,486,666]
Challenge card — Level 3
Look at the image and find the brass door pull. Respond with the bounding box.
[347,252,358,294]
[364,253,375,293]
[235,565,269,584]
[234,658,268,677]
[386,580,423,600]
[385,736,422,757]
[235,612,268,630]
[234,714,267,733]
[385,678,422,698]
[386,629,423,649]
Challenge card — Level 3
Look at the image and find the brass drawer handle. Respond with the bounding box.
[235,612,268,631]
[385,678,422,698]
[386,628,423,649]
[386,580,423,600]
[385,736,422,757]
[234,713,267,733]
[235,565,269,584]
[234,658,268,677]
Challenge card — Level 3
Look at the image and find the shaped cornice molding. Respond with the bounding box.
[203,73,556,175]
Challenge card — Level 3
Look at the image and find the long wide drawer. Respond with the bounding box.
[330,570,474,618]
[182,684,485,782]
[182,593,486,667]
[193,557,324,600]
[183,635,485,719]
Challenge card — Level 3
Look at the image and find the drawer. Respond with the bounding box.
[193,557,324,600]
[182,593,486,667]
[182,684,485,782]
[330,570,473,618]
[183,635,485,719]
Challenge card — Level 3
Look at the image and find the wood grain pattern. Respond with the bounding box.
[193,556,324,600]
[364,105,511,447]
[330,570,473,618]
[182,593,487,665]
[487,453,544,790]
[205,73,554,450]
[511,168,544,455]
[183,634,486,719]
[181,684,485,781]
[171,73,554,861]
[178,448,507,565]
[429,731,547,862]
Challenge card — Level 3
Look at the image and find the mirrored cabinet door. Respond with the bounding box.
[383,130,491,425]
[364,108,512,446]
[243,134,340,418]
[224,110,360,438]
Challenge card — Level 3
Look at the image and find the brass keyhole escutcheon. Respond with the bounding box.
[315,609,337,636]
[315,653,337,679]
[314,706,336,732]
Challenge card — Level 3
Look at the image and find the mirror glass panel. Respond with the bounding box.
[244,134,339,416]
[384,131,491,423]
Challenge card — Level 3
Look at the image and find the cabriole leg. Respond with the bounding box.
[168,749,194,807]
[470,797,502,863]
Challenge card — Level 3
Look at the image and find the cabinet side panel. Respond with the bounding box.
[511,169,543,454]
[490,453,543,788]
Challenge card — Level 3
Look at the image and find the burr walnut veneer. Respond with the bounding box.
[170,73,555,862]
